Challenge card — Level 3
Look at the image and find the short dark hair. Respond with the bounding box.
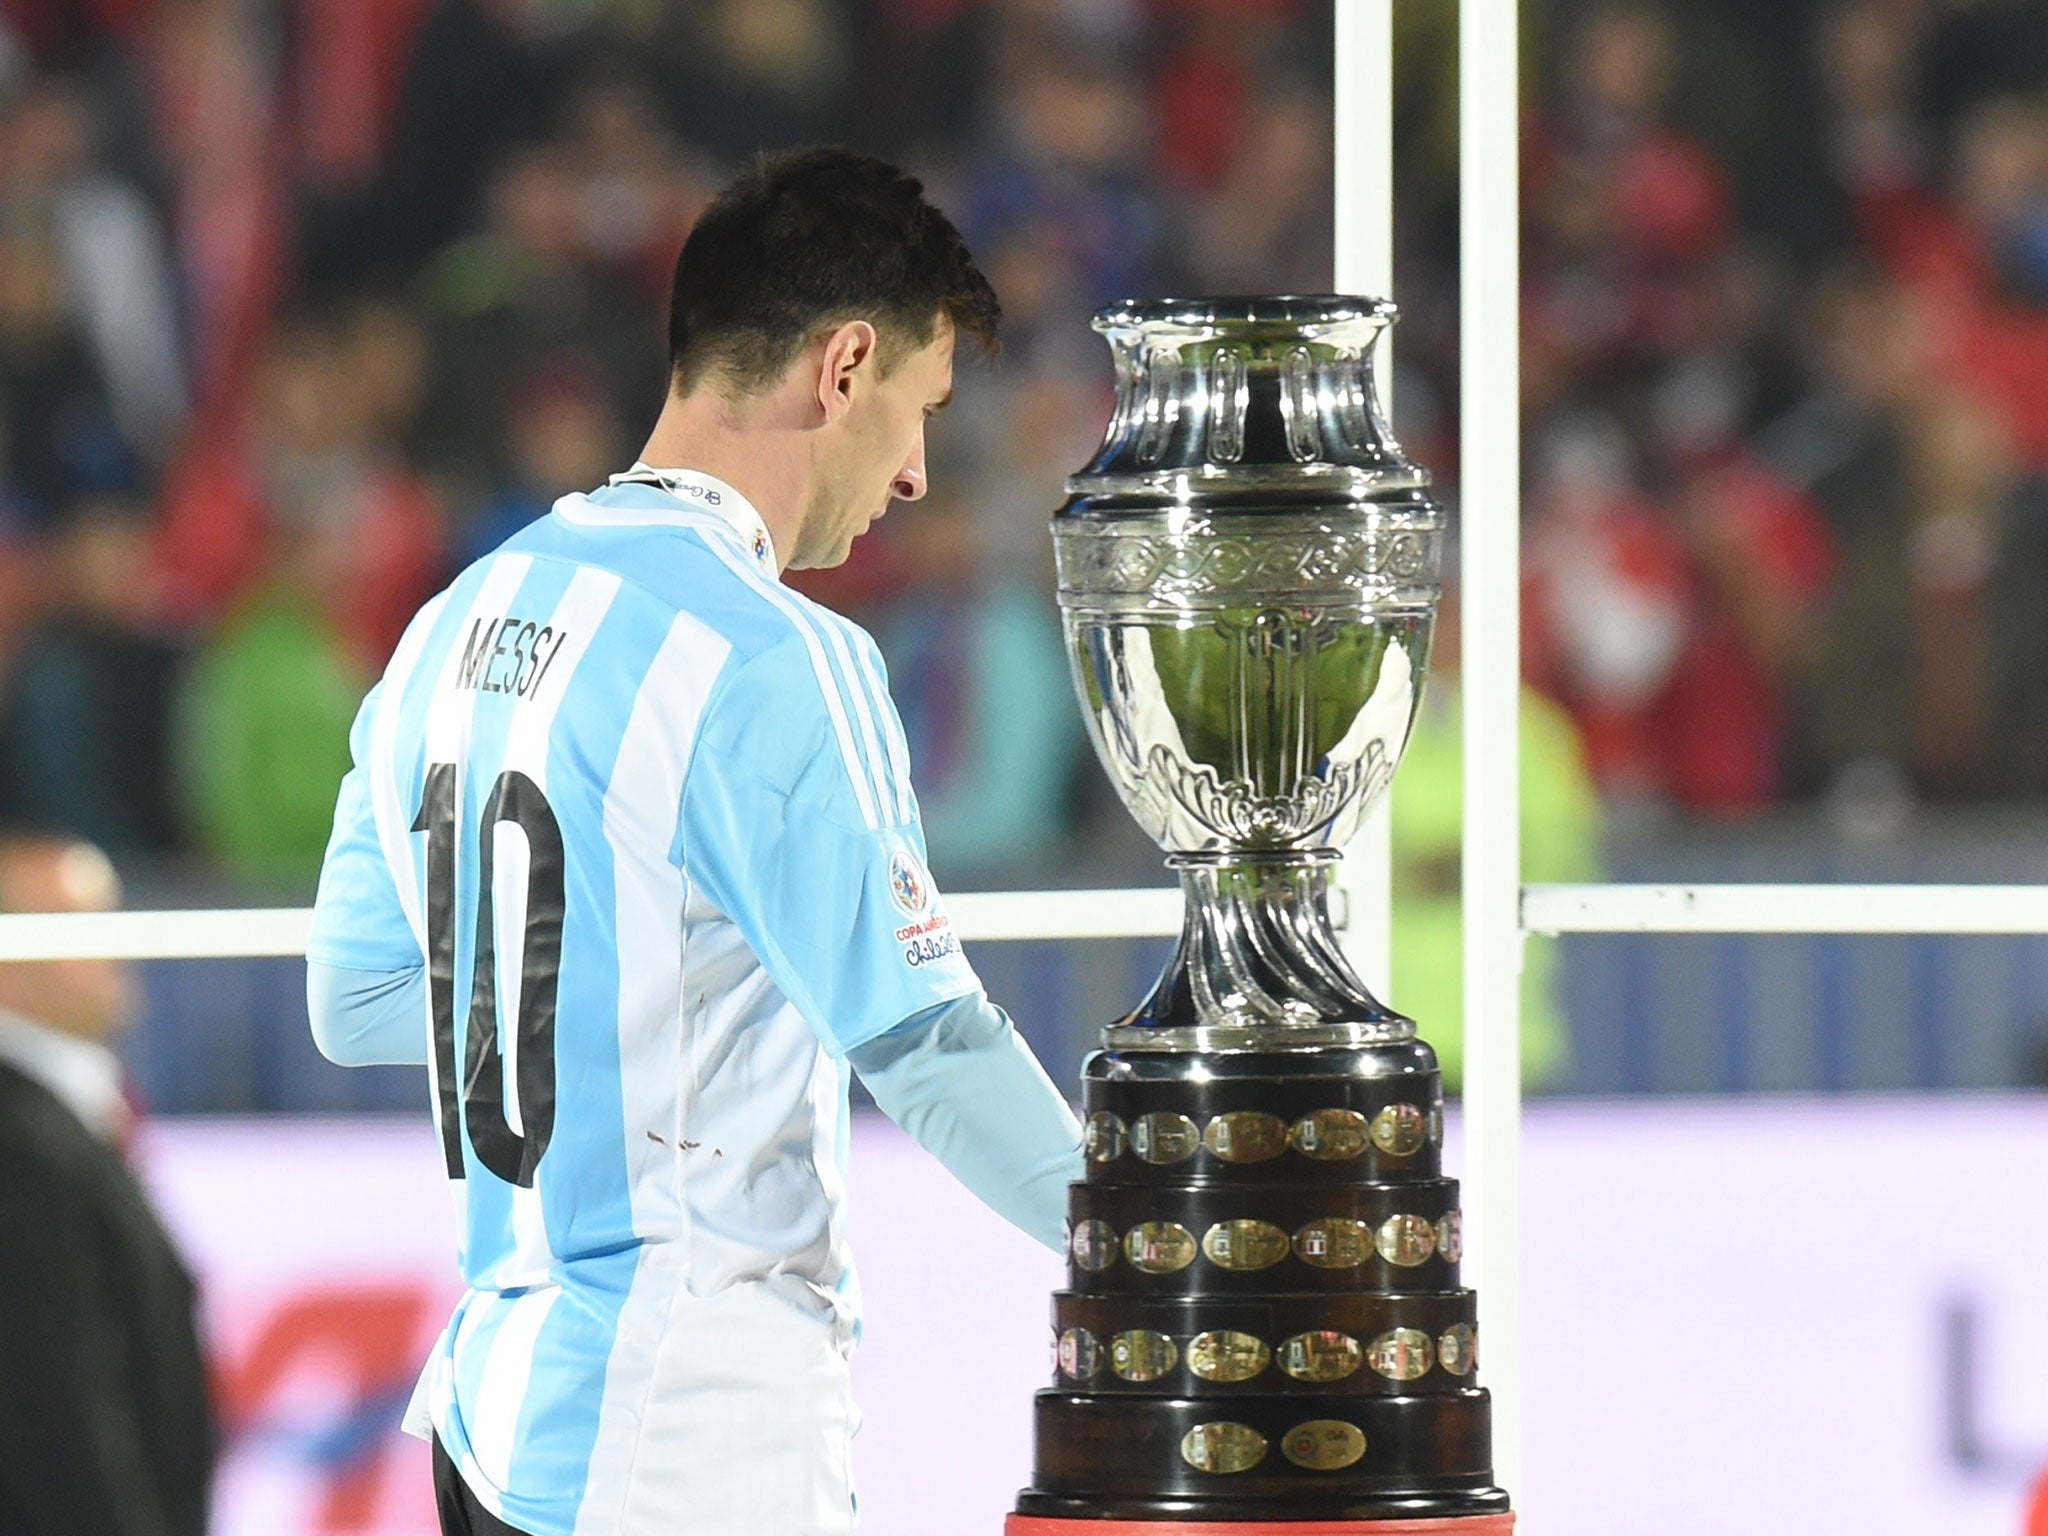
[667,146,1000,398]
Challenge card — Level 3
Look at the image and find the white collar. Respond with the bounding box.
[601,462,779,574]
[0,1006,126,1141]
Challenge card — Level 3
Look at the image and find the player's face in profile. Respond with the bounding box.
[795,314,955,569]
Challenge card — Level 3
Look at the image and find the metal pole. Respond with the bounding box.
[1525,882,2048,935]
[1333,0,1397,1002]
[1459,0,1524,1503]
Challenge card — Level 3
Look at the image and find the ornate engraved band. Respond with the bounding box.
[1069,1210,1462,1275]
[1084,1104,1444,1167]
[1055,515,1442,616]
[1054,1322,1479,1386]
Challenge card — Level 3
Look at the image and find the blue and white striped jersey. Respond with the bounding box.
[306,469,983,1534]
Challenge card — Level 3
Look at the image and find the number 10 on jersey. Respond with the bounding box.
[414,763,564,1187]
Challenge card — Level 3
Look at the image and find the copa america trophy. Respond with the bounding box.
[1008,297,1511,1530]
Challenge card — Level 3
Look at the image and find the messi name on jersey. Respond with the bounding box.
[456,613,574,700]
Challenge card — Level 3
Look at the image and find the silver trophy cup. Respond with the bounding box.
[1056,294,1440,1048]
[1013,297,1508,1527]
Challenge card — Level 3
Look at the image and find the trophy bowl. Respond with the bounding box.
[1013,297,1510,1530]
[1055,295,1442,1049]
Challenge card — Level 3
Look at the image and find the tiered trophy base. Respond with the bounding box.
[1015,1041,1510,1532]
[1008,1515,1514,1534]
[1018,1390,1505,1519]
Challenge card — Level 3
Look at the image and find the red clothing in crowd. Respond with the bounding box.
[1857,182,2048,471]
[1656,455,1835,811]
[154,432,442,673]
[1528,455,1833,815]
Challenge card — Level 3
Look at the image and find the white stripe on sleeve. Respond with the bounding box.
[845,620,915,825]
[811,608,896,828]
[696,537,882,830]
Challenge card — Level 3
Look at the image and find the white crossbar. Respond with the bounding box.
[0,888,1189,962]
[1523,883,2048,936]
[0,907,314,961]
[12,881,2037,959]
[935,888,1183,942]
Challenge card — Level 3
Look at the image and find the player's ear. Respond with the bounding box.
[814,321,877,425]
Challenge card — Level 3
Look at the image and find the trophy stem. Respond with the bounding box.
[1107,853,1415,1051]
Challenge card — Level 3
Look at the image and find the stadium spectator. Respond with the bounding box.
[169,313,441,884]
[1526,0,1737,376]
[454,360,624,566]
[355,0,577,277]
[1151,0,1306,193]
[149,0,287,421]
[0,218,136,529]
[1813,0,1932,209]
[663,0,860,165]
[1846,91,2048,469]
[1523,410,1687,806]
[156,309,442,661]
[958,39,1169,327]
[413,141,665,514]
[0,74,187,462]
[1181,67,1334,295]
[1761,255,2048,803]
[557,74,717,302]
[0,494,184,856]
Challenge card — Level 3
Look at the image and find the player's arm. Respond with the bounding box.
[847,994,1080,1251]
[683,628,1079,1249]
[305,681,428,1067]
[307,960,425,1067]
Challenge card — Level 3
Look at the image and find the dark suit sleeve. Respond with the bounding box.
[0,1154,189,1536]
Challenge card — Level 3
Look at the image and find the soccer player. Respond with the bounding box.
[306,148,1083,1536]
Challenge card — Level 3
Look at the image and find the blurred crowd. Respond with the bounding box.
[0,0,2043,895]
[1510,0,2048,827]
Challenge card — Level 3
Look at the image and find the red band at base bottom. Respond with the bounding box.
[1005,1516,1515,1535]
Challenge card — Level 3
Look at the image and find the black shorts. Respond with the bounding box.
[433,1436,533,1536]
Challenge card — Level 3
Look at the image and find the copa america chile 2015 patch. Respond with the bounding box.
[888,846,959,969]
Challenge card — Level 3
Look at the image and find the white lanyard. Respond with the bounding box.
[607,463,777,572]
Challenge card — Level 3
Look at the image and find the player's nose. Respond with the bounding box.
[892,434,928,503]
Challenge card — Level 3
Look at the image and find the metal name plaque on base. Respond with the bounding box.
[1013,297,1511,1526]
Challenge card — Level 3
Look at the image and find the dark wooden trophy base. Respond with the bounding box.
[1007,1514,1515,1534]
[1012,1045,1510,1528]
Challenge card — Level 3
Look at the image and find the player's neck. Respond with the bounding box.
[638,386,814,574]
